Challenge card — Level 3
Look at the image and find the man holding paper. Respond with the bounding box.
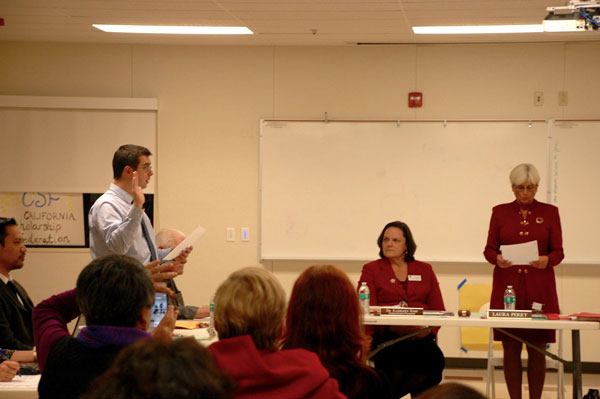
[89,145,192,267]
[484,163,564,399]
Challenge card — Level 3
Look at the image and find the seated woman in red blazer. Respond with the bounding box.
[358,221,446,399]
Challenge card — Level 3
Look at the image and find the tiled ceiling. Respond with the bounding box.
[0,0,599,45]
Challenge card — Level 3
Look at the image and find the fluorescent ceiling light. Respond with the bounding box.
[93,24,253,35]
[413,25,544,34]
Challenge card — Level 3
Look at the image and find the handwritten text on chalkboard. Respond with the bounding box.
[0,192,85,247]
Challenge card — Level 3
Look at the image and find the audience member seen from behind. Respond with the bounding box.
[358,221,446,398]
[34,254,177,399]
[0,217,34,349]
[85,337,234,399]
[208,266,346,399]
[155,228,209,320]
[484,163,564,399]
[283,264,391,399]
[416,382,486,399]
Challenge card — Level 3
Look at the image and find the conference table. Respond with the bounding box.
[364,313,600,399]
[2,318,597,399]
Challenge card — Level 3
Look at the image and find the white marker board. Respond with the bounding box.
[260,120,549,262]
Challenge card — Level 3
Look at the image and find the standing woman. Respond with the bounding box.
[358,221,446,398]
[484,163,564,399]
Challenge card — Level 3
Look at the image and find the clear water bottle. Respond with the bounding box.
[208,292,216,337]
[358,282,370,316]
[504,285,516,310]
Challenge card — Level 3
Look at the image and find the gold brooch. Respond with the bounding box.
[390,278,396,284]
[536,217,544,224]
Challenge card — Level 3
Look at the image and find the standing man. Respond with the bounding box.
[0,217,34,349]
[89,144,191,266]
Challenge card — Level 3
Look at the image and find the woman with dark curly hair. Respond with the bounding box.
[283,264,391,399]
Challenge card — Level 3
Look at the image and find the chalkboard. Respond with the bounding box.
[0,192,85,247]
[260,120,550,261]
[0,192,156,248]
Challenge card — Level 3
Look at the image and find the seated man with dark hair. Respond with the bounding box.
[33,254,177,399]
[0,217,34,350]
[208,267,346,399]
[85,337,234,399]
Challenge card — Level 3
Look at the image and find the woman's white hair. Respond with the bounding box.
[509,163,540,186]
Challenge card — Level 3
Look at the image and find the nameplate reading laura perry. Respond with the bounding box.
[487,310,533,319]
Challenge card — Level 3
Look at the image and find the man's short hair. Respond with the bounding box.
[76,254,154,327]
[214,267,285,351]
[0,217,17,246]
[112,144,152,179]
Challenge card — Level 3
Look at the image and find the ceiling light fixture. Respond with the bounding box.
[412,25,544,34]
[93,25,253,35]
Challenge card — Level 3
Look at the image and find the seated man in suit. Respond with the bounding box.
[155,228,208,320]
[0,217,34,350]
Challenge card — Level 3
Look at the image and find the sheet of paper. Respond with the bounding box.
[500,240,539,265]
[164,225,207,261]
[0,374,41,389]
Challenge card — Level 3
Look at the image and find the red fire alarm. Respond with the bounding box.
[408,92,423,108]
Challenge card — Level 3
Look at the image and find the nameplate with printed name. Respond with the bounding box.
[487,310,532,319]
[380,307,424,316]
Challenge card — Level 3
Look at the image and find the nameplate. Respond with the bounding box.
[380,307,423,316]
[487,310,532,318]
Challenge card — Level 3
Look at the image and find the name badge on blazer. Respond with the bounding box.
[408,275,422,281]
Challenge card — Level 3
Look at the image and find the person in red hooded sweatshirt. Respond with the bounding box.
[208,266,346,399]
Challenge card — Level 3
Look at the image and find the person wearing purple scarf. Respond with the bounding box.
[33,254,176,399]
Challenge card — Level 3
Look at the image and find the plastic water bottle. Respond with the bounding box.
[358,282,370,316]
[208,292,216,337]
[504,285,516,310]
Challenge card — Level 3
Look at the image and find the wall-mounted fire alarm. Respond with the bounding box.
[408,92,423,108]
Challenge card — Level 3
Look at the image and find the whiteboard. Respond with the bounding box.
[551,121,600,263]
[260,120,548,261]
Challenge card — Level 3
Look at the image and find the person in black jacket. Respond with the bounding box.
[0,217,34,350]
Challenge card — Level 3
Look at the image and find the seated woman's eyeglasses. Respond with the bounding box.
[514,185,537,192]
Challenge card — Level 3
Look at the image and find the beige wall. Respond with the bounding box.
[1,41,599,360]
